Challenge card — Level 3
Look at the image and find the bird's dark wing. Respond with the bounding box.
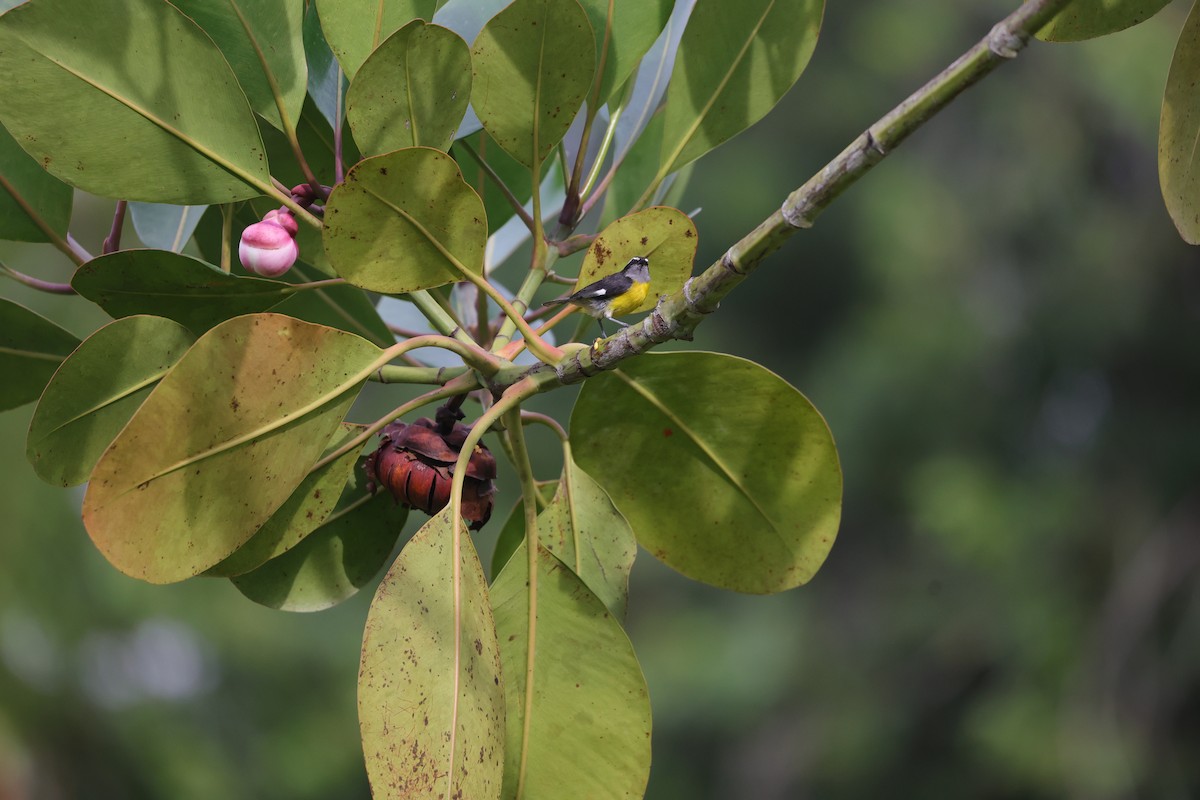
[569,273,633,301]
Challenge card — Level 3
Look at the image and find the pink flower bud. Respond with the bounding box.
[239,216,298,277]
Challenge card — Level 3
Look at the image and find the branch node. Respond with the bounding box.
[719,254,744,277]
[865,129,887,157]
[987,22,1022,58]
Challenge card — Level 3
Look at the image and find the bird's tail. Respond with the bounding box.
[541,298,570,307]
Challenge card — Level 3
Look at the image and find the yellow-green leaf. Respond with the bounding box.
[471,0,595,168]
[359,507,504,798]
[324,148,487,293]
[82,314,384,584]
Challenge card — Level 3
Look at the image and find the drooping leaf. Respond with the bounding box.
[359,507,505,798]
[82,314,384,584]
[572,352,842,593]
[471,0,596,168]
[0,121,72,242]
[315,0,439,79]
[538,453,635,618]
[26,316,195,487]
[575,0,671,106]
[490,481,556,580]
[206,424,366,577]
[323,148,486,293]
[1160,0,1200,244]
[492,542,651,799]
[451,131,534,242]
[72,250,295,334]
[128,203,206,252]
[0,0,270,203]
[655,0,822,179]
[348,20,472,155]
[571,206,696,314]
[231,466,409,611]
[1038,0,1171,42]
[0,298,80,411]
[171,0,307,133]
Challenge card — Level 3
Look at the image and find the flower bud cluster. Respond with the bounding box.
[238,208,299,277]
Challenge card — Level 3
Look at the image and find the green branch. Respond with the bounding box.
[528,0,1072,385]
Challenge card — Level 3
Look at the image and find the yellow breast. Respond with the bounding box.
[608,280,650,317]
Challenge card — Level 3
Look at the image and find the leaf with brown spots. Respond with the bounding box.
[573,207,696,313]
[360,507,505,799]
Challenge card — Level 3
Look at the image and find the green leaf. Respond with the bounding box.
[315,0,439,79]
[0,0,270,203]
[656,0,822,178]
[348,20,472,155]
[452,131,535,235]
[26,316,195,487]
[0,121,72,242]
[0,297,80,412]
[1161,0,1200,244]
[490,482,554,580]
[128,203,206,252]
[359,507,505,798]
[492,542,651,799]
[82,314,384,584]
[571,352,842,593]
[1037,0,1170,42]
[323,148,487,293]
[268,270,395,348]
[206,424,365,577]
[573,206,696,314]
[538,453,635,618]
[576,0,672,105]
[231,473,409,612]
[171,0,307,133]
[72,250,295,334]
[471,0,596,168]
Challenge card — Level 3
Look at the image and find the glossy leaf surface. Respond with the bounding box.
[359,508,504,798]
[324,148,486,293]
[232,476,408,612]
[575,0,671,105]
[0,298,80,411]
[315,0,439,78]
[572,352,842,593]
[26,316,195,487]
[471,0,595,167]
[1160,0,1200,244]
[171,0,307,132]
[207,425,365,577]
[1038,0,1170,41]
[656,0,822,177]
[348,20,472,155]
[82,314,383,583]
[492,542,651,799]
[72,250,294,334]
[0,121,71,242]
[0,0,269,203]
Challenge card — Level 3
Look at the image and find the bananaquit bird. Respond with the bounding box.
[542,256,651,335]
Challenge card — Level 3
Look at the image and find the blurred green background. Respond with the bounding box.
[3,1,1199,797]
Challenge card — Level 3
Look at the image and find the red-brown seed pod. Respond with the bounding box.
[364,417,496,529]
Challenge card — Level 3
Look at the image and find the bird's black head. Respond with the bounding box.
[622,256,650,283]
